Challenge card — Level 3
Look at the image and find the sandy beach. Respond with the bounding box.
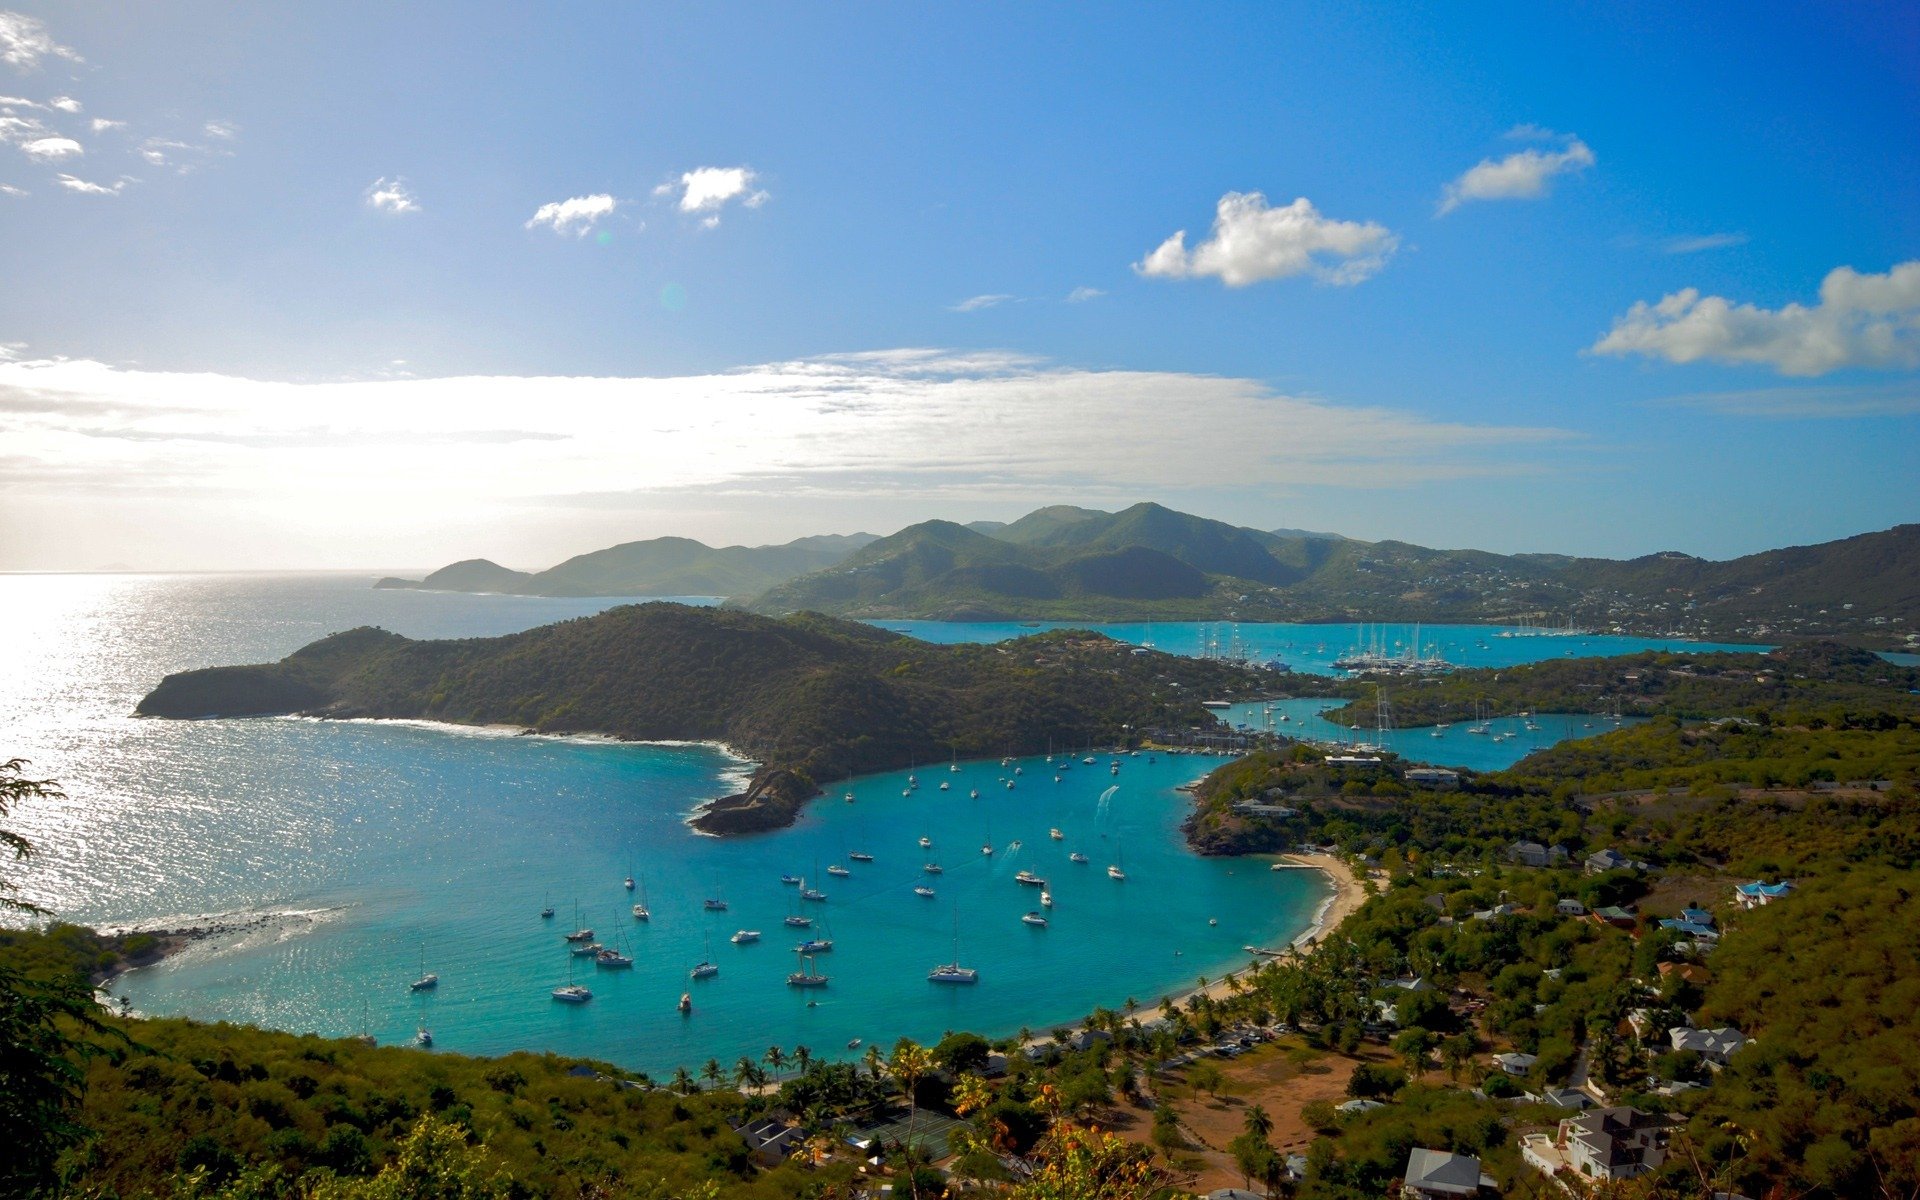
[1166,851,1368,1011]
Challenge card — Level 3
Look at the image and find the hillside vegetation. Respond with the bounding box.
[741,502,1920,648]
[376,533,878,598]
[135,604,1266,833]
[1302,640,1920,728]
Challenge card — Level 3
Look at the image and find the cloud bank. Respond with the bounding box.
[1136,192,1397,287]
[0,348,1574,567]
[1592,260,1920,376]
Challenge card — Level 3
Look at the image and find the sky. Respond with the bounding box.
[1,1,1917,572]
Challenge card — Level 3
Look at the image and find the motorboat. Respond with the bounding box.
[1070,852,1089,864]
[849,851,875,862]
[919,836,932,848]
[1021,912,1049,927]
[1015,870,1045,887]
[826,865,851,877]
[730,930,760,944]
[689,961,718,980]
[913,885,936,898]
[784,915,813,928]
[551,985,592,1004]
[780,874,802,885]
[1049,828,1063,840]
[923,863,943,874]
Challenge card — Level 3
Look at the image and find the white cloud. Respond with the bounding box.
[1437,134,1594,215]
[55,173,122,195]
[89,117,124,133]
[1592,260,1920,376]
[203,120,237,140]
[48,94,79,113]
[659,165,769,225]
[364,176,419,215]
[0,349,1569,566]
[1,182,24,196]
[1663,232,1748,255]
[1065,286,1105,303]
[949,294,1015,313]
[0,93,43,108]
[525,193,617,236]
[1136,192,1397,287]
[19,134,80,160]
[0,10,83,69]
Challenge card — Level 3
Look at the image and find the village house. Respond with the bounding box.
[1492,1051,1538,1077]
[1669,1025,1748,1066]
[1734,880,1794,908]
[1522,1107,1669,1181]
[1402,1148,1496,1198]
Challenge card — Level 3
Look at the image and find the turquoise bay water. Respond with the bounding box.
[0,573,1758,1074]
[872,619,1766,675]
[1218,699,1647,772]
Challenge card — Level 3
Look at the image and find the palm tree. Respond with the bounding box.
[793,1044,814,1076]
[764,1045,786,1075]
[1244,1103,1273,1142]
[887,1037,934,1197]
[863,1044,885,1082]
[702,1058,723,1089]
[671,1065,696,1095]
[1124,996,1140,1019]
[733,1055,759,1090]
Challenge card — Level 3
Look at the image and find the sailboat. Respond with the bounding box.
[624,871,635,891]
[595,933,634,968]
[950,749,960,773]
[562,901,593,943]
[632,878,651,921]
[690,934,719,979]
[409,946,438,991]
[1108,844,1127,881]
[552,957,592,1004]
[1069,851,1089,864]
[540,894,554,920]
[826,863,851,877]
[786,952,829,988]
[928,906,978,983]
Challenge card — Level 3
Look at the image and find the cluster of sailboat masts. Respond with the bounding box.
[860,746,1133,804]
[1330,623,1457,676]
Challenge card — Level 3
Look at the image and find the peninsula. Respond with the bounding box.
[135,603,1266,833]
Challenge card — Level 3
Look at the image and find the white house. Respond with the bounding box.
[1492,1051,1538,1077]
[1402,1148,1495,1198]
[1669,1026,1747,1066]
[1522,1107,1669,1181]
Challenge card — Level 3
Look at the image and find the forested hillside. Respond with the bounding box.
[135,604,1265,833]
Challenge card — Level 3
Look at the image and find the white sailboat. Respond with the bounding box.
[409,946,438,991]
[928,906,978,983]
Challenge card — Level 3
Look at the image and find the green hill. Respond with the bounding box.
[744,505,1920,646]
[135,603,1265,834]
[376,533,878,599]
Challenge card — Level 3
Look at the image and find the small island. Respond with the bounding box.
[136,603,1271,834]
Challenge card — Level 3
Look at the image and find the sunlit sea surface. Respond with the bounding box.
[2,573,1765,1072]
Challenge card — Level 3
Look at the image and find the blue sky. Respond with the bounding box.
[2,1,1916,570]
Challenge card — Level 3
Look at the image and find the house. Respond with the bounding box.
[1326,754,1385,766]
[1680,907,1715,928]
[1555,898,1587,916]
[1548,1107,1669,1180]
[1386,975,1436,993]
[1585,848,1633,874]
[1669,1026,1747,1065]
[733,1116,804,1167]
[1405,767,1460,789]
[1657,962,1712,987]
[1232,801,1298,818]
[1657,918,1719,939]
[1734,880,1794,908]
[1472,902,1522,921]
[1506,840,1551,868]
[1402,1147,1496,1198]
[1590,905,1637,930]
[1492,1051,1538,1077]
[1068,1028,1113,1052]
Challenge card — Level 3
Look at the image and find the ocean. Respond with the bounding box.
[0,572,1759,1074]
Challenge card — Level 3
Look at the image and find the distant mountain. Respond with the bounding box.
[375,532,879,599]
[136,604,1262,835]
[744,504,1920,647]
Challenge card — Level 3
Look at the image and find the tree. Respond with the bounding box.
[701,1057,723,1088]
[763,1044,786,1075]
[0,759,121,1199]
[934,1030,991,1074]
[793,1044,813,1076]
[308,1113,511,1200]
[888,1038,935,1197]
[1392,1028,1435,1076]
[1229,1131,1274,1193]
[1013,1122,1175,1200]
[1244,1103,1274,1142]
